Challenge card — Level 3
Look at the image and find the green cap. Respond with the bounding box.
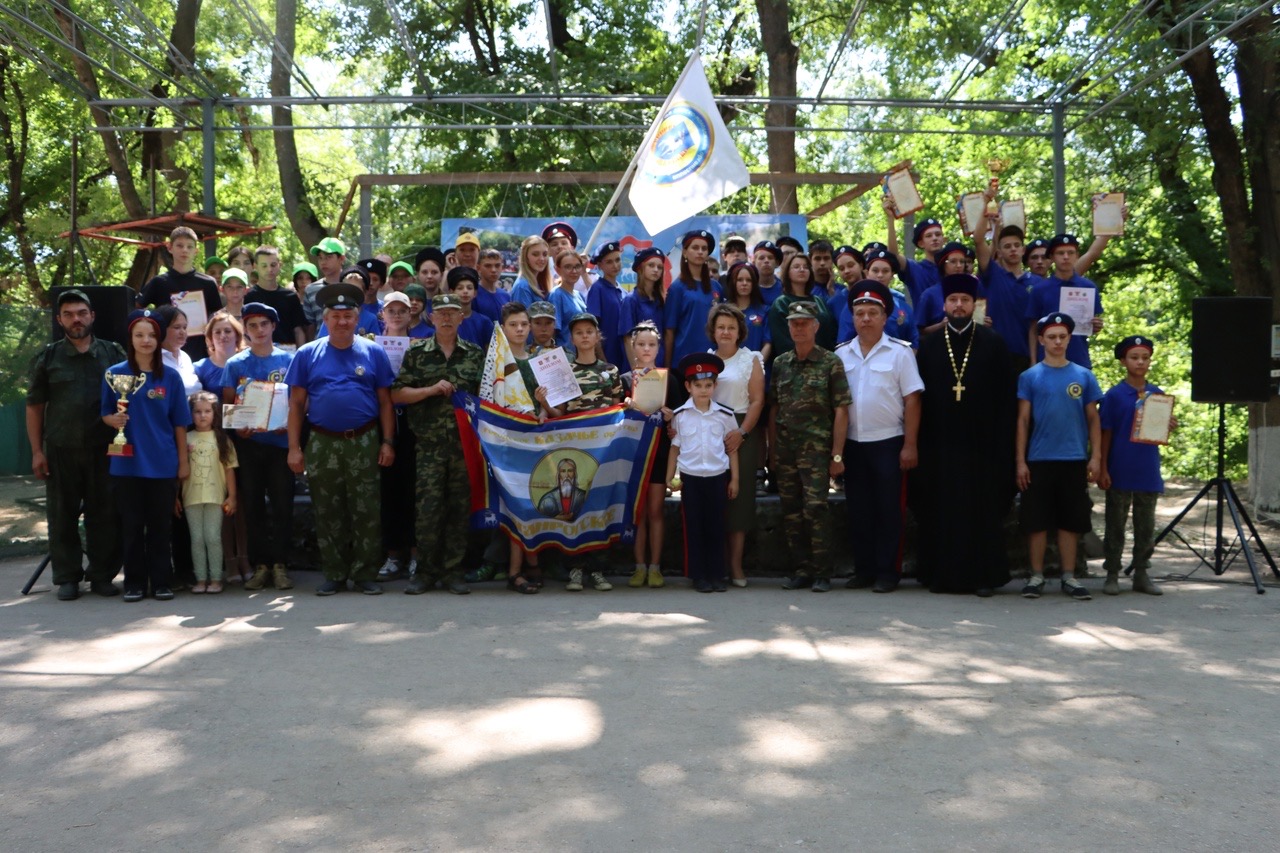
[785,301,819,322]
[527,301,557,321]
[432,293,464,312]
[221,267,250,286]
[291,261,319,281]
[387,261,414,276]
[309,237,345,257]
[403,284,428,301]
[204,256,227,269]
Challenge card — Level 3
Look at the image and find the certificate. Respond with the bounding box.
[956,192,987,236]
[1059,287,1095,336]
[883,169,923,218]
[1092,192,1125,236]
[529,346,582,409]
[1000,199,1026,235]
[375,335,410,375]
[224,380,288,431]
[973,298,988,327]
[630,368,668,415]
[1132,393,1175,445]
[174,290,208,335]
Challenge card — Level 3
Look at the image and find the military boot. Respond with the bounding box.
[272,563,294,590]
[1132,568,1163,595]
[244,564,270,591]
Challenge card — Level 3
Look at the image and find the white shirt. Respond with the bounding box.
[163,348,202,397]
[711,347,763,414]
[836,333,923,442]
[671,398,737,477]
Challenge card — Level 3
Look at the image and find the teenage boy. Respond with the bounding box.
[137,226,222,358]
[667,353,739,593]
[914,242,980,338]
[222,303,296,591]
[204,256,228,286]
[973,219,1034,374]
[752,240,783,305]
[387,261,414,295]
[587,241,627,368]
[721,234,748,270]
[473,249,511,322]
[446,266,496,348]
[777,235,804,266]
[1099,335,1167,596]
[405,284,432,338]
[527,301,558,354]
[882,197,945,306]
[304,238,346,339]
[247,246,307,348]
[219,267,249,319]
[809,240,837,298]
[1026,234,1104,368]
[1016,313,1103,601]
[539,313,624,592]
[542,221,581,290]
[454,232,482,270]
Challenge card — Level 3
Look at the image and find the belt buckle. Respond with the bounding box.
[343,428,356,439]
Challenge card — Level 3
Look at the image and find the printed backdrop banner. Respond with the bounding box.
[453,393,662,554]
[441,214,808,294]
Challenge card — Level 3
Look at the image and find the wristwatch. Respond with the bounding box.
[832,454,843,464]
[381,438,395,447]
[739,428,750,439]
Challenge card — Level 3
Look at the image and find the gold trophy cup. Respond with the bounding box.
[105,372,147,457]
[986,158,1011,214]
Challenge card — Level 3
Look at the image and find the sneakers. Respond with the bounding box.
[122,588,145,602]
[404,577,432,595]
[566,569,584,591]
[355,580,383,595]
[1062,579,1092,600]
[591,572,613,591]
[90,580,120,597]
[316,580,343,596]
[1021,577,1045,599]
[57,582,80,601]
[628,566,647,588]
[407,558,418,577]
[152,587,174,601]
[647,566,664,588]
[272,564,293,590]
[244,565,270,591]
[377,558,403,581]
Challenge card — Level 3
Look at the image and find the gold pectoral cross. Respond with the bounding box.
[952,382,966,401]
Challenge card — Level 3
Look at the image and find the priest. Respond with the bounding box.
[913,273,1017,596]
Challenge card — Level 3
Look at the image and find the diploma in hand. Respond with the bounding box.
[957,192,988,237]
[631,368,668,415]
[1092,192,1126,236]
[105,372,147,457]
[883,168,923,219]
[1131,393,1175,445]
[529,347,583,410]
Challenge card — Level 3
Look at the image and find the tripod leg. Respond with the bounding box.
[1223,480,1280,580]
[1125,480,1216,577]
[21,554,52,596]
[1221,488,1266,594]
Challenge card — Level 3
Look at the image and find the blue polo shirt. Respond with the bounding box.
[1100,380,1165,492]
[1026,274,1103,368]
[284,335,395,432]
[980,262,1033,357]
[1017,360,1103,462]
[900,258,939,306]
[618,292,665,367]
[472,285,511,322]
[223,346,294,448]
[458,312,495,349]
[587,278,627,368]
[100,363,191,478]
[664,277,723,363]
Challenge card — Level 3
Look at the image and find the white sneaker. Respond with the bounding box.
[591,572,613,591]
[566,569,583,591]
[377,558,401,580]
[407,558,418,577]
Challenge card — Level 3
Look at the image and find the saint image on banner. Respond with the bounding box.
[533,451,596,522]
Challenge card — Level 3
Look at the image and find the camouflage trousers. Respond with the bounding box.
[307,430,382,582]
[1103,489,1158,574]
[414,445,471,584]
[774,440,833,579]
[45,444,121,585]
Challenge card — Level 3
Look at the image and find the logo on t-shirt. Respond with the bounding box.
[1067,383,1083,399]
[268,370,285,382]
[147,387,167,400]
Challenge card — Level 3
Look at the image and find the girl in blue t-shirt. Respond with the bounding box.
[619,247,667,369]
[663,230,722,366]
[102,310,192,602]
[724,261,772,360]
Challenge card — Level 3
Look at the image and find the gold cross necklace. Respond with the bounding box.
[944,324,975,401]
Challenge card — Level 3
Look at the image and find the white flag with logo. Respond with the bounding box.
[627,53,749,235]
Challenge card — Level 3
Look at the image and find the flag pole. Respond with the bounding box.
[582,49,703,253]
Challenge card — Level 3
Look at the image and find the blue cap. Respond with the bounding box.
[590,241,621,264]
[631,247,666,272]
[242,302,279,324]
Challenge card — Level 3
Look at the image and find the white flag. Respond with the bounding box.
[627,53,749,235]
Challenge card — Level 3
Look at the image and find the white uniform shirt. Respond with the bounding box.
[836,333,923,442]
[671,398,737,477]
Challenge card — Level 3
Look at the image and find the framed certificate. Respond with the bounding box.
[1059,287,1095,336]
[175,290,208,335]
[630,368,668,415]
[529,346,583,409]
[972,298,988,326]
[1001,199,1026,235]
[883,169,923,219]
[1092,192,1125,236]
[956,192,987,236]
[1131,393,1175,445]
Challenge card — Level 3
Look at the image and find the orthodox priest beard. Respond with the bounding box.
[946,315,974,335]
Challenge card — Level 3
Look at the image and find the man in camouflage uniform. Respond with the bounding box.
[392,294,484,595]
[768,302,851,592]
[285,282,397,595]
[26,289,127,600]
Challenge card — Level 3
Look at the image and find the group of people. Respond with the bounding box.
[28,201,1170,603]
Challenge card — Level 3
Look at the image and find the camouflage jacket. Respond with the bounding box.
[393,336,484,440]
[769,345,851,449]
[564,359,623,413]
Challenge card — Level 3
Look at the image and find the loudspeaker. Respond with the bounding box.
[1191,296,1273,403]
[49,285,136,349]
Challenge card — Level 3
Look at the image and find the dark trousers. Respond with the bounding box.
[45,444,121,585]
[380,419,416,552]
[234,437,295,566]
[112,476,176,593]
[680,472,728,584]
[845,436,906,584]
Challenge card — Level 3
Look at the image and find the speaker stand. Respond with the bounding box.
[1131,403,1279,593]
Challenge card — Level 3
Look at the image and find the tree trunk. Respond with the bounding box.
[0,49,43,300]
[273,0,327,246]
[756,0,798,214]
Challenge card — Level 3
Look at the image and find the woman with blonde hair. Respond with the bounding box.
[509,236,553,307]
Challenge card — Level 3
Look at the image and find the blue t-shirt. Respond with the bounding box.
[317,311,380,339]
[741,303,771,354]
[284,336,395,432]
[100,363,191,478]
[900,258,939,306]
[980,262,1033,357]
[548,286,588,353]
[1017,360,1103,462]
[587,278,627,368]
[458,312,495,349]
[664,277,723,363]
[1026,274,1103,368]
[617,292,665,367]
[408,319,433,339]
[509,278,549,308]
[914,285,945,330]
[472,286,511,322]
[223,346,295,448]
[193,358,225,394]
[758,278,782,306]
[1101,380,1165,492]
[835,291,916,348]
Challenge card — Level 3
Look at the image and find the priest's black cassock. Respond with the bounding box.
[913,321,1017,592]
